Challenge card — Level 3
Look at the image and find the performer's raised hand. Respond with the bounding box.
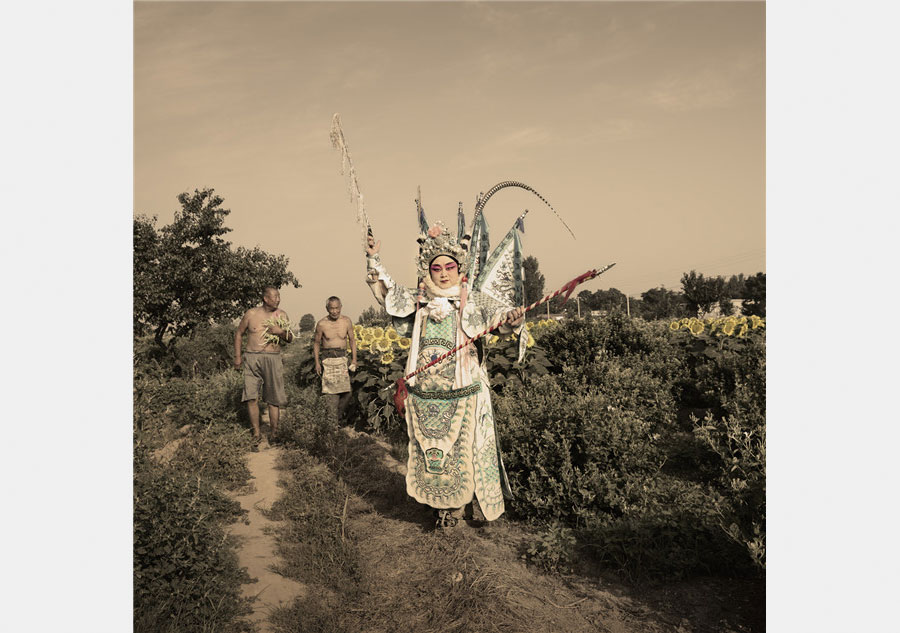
[366,234,381,256]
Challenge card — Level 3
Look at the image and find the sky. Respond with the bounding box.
[134,0,765,322]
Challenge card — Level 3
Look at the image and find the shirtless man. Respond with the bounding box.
[314,296,358,425]
[234,287,293,448]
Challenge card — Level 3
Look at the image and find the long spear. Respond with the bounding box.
[392,262,616,414]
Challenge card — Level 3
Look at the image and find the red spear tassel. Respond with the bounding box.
[394,377,409,416]
[560,270,596,304]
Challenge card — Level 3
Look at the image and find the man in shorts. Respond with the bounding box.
[234,287,293,449]
[314,296,358,425]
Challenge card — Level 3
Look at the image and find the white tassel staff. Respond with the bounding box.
[330,113,374,247]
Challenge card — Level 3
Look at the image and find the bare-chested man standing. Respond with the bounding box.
[234,287,293,448]
[314,296,358,425]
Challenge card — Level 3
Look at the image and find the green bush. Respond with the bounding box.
[275,386,339,455]
[133,451,252,633]
[134,322,236,380]
[168,423,254,491]
[496,375,663,526]
[580,474,753,580]
[694,413,766,569]
[134,370,248,438]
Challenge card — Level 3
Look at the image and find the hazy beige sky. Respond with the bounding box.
[134,0,764,322]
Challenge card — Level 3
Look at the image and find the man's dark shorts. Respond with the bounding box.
[242,351,287,407]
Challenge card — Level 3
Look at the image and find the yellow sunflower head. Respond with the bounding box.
[374,338,392,352]
[669,321,680,331]
[722,322,736,336]
[385,328,399,340]
[381,352,394,365]
[370,326,385,340]
[526,333,535,348]
[689,321,705,336]
[750,315,762,329]
[526,321,534,330]
[488,335,499,345]
[397,337,411,349]
[737,323,749,338]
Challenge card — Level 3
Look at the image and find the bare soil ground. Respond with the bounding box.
[230,427,763,633]
[227,436,306,633]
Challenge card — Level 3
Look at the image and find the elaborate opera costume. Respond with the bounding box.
[365,185,538,526]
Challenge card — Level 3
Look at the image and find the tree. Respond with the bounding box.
[681,270,726,316]
[134,188,301,347]
[741,272,766,316]
[590,288,627,314]
[718,297,736,316]
[299,313,316,332]
[638,287,687,320]
[725,273,747,299]
[358,305,390,326]
[523,255,545,316]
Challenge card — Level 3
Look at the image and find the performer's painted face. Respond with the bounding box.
[429,255,460,289]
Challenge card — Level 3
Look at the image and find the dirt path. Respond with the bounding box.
[228,439,306,632]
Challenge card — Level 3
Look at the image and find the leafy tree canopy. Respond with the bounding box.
[358,305,390,326]
[299,313,316,332]
[681,270,726,316]
[741,272,766,317]
[523,255,545,316]
[638,287,687,320]
[134,188,300,347]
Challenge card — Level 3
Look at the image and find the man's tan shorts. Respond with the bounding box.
[242,351,287,407]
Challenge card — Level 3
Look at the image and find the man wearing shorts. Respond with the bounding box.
[314,296,358,425]
[234,287,293,449]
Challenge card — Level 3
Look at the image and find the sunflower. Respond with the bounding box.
[370,326,385,340]
[737,324,749,338]
[374,338,393,352]
[356,340,369,351]
[488,335,499,345]
[689,321,705,336]
[722,321,736,336]
[526,333,535,348]
[750,315,762,329]
[397,337,411,349]
[385,328,399,341]
[526,321,534,330]
[381,352,394,365]
[669,321,680,331]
